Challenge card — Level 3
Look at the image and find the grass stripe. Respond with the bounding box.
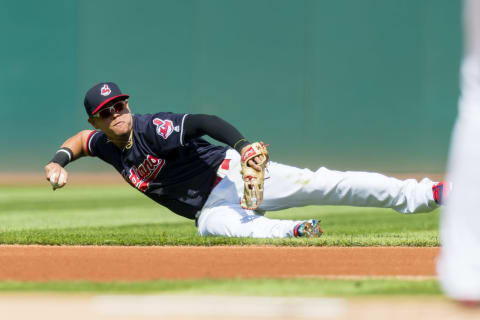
[0,278,443,296]
[0,185,440,246]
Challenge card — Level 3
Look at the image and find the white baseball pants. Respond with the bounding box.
[437,0,480,301]
[197,149,438,238]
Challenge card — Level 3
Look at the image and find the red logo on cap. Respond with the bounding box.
[101,84,111,96]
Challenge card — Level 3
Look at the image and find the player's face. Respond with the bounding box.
[88,100,133,138]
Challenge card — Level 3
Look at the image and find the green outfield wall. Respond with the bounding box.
[0,0,461,173]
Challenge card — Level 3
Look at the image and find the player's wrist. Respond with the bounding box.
[235,139,250,154]
[49,147,73,168]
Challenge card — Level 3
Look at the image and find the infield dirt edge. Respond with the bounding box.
[0,245,439,281]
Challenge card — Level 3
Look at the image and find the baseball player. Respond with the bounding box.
[437,0,480,304]
[45,82,446,238]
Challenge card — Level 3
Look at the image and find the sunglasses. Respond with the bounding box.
[92,100,127,119]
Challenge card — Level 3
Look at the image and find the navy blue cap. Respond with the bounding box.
[84,82,130,116]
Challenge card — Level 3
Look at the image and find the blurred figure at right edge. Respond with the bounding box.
[437,0,480,304]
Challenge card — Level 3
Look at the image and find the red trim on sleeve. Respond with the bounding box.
[85,130,97,156]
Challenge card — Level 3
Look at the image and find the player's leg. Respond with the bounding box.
[197,202,301,238]
[437,0,480,302]
[197,176,301,238]
[259,162,438,214]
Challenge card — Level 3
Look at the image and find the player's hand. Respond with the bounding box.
[45,162,69,191]
[241,145,268,171]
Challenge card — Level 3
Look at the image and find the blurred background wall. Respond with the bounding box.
[0,0,461,173]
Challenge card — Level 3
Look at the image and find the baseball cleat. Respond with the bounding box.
[432,181,452,205]
[293,219,323,238]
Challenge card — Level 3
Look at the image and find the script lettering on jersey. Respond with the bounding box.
[153,118,179,139]
[127,155,165,192]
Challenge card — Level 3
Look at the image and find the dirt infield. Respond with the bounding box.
[0,245,438,281]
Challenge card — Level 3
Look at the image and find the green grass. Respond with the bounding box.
[0,278,442,296]
[0,185,440,246]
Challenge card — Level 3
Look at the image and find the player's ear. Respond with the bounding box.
[88,117,100,129]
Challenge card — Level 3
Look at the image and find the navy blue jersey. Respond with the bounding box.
[86,112,228,219]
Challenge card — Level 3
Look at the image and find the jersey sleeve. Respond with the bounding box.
[85,130,103,157]
[84,130,119,166]
[146,112,189,154]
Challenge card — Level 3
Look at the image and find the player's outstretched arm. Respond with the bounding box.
[44,130,93,190]
[184,114,265,170]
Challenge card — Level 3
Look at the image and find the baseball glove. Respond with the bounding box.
[240,142,269,210]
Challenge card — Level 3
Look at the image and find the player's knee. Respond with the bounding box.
[197,211,233,237]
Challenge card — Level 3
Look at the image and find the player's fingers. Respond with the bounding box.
[45,163,61,180]
[253,155,266,166]
[258,155,268,164]
[49,171,58,185]
[57,171,67,187]
[45,164,55,180]
[248,159,262,171]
